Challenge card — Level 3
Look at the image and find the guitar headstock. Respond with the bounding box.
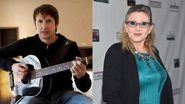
[81,56,92,65]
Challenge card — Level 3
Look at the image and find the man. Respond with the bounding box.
[0,4,92,104]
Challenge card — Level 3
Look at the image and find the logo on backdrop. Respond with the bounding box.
[173,88,181,96]
[167,31,175,40]
[94,71,103,80]
[127,0,135,6]
[93,29,100,42]
[174,58,180,68]
[170,1,180,12]
[94,0,109,3]
[149,0,161,8]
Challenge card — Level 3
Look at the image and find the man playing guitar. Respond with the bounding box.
[0,4,92,104]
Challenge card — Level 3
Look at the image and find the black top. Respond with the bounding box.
[102,43,173,104]
[0,33,91,96]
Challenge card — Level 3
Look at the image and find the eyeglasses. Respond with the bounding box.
[125,21,152,28]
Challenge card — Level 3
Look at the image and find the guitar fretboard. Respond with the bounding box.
[31,61,73,79]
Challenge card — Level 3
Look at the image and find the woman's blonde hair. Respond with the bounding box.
[121,4,156,57]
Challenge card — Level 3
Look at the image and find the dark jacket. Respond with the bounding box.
[102,43,173,104]
[0,33,91,96]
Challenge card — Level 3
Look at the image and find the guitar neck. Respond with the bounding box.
[30,56,92,79]
[31,61,73,79]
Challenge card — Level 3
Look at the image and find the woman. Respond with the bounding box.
[102,4,173,104]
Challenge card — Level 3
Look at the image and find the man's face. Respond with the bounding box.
[35,13,58,40]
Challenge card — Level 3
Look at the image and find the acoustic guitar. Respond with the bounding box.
[10,55,92,98]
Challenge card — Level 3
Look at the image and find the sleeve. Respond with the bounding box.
[0,37,31,71]
[0,40,23,71]
[160,75,174,104]
[69,42,91,92]
[102,43,123,104]
[74,73,91,92]
[154,47,174,104]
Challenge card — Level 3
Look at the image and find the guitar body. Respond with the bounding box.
[14,55,52,97]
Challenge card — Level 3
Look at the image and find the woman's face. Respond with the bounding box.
[124,12,153,45]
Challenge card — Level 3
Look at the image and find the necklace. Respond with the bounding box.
[135,51,155,68]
